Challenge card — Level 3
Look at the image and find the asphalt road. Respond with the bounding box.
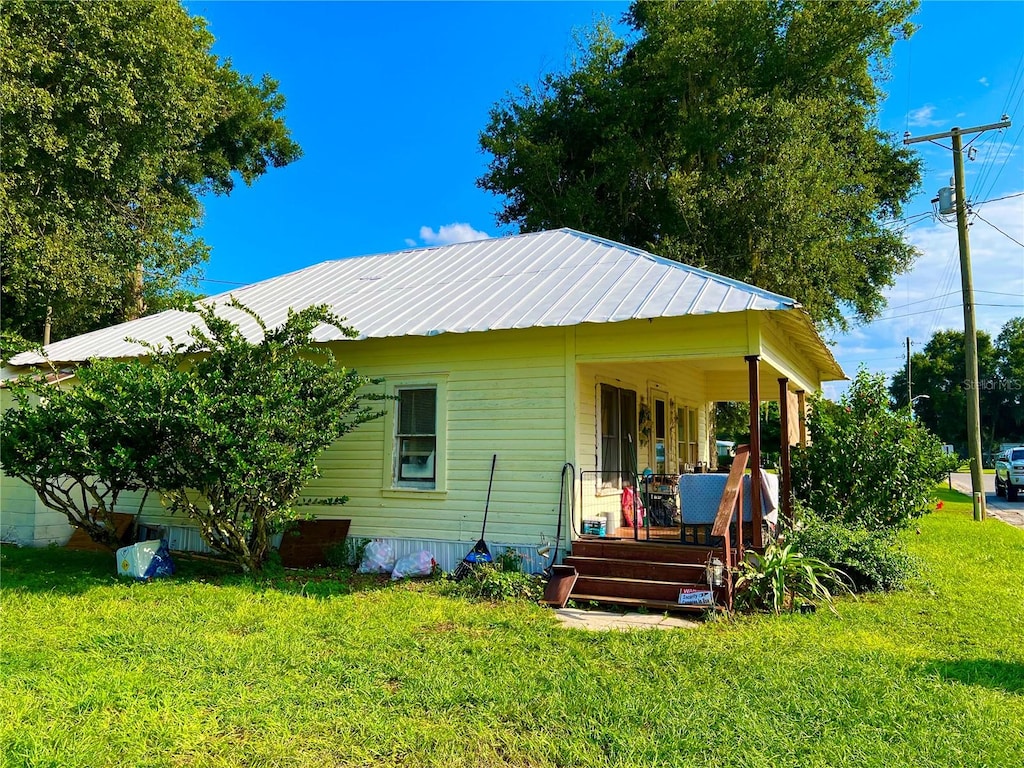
[949,472,1024,530]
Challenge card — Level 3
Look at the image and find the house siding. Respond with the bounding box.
[3,309,829,562]
[131,326,573,565]
[1,388,76,546]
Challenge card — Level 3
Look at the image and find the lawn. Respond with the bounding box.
[2,490,1022,768]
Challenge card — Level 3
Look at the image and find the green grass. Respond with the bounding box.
[2,492,1023,768]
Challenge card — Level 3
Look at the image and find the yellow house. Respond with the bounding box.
[2,229,843,589]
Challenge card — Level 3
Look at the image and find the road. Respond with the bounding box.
[949,472,1024,530]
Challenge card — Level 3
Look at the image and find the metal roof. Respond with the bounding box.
[8,229,841,378]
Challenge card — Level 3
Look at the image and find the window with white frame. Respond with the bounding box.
[677,405,699,469]
[600,383,637,488]
[395,387,437,487]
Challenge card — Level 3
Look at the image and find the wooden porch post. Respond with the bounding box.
[796,390,807,447]
[778,378,792,528]
[745,355,762,548]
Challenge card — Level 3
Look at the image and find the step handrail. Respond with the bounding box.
[710,444,750,611]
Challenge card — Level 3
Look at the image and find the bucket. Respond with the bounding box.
[582,517,606,536]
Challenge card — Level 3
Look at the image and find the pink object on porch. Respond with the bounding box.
[620,485,646,527]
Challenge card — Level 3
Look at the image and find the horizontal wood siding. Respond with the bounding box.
[299,327,570,546]
[574,314,750,362]
[0,472,40,545]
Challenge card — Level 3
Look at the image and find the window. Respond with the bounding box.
[677,406,699,469]
[654,397,667,474]
[395,387,436,487]
[600,383,637,488]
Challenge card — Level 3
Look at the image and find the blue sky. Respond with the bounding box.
[187,1,1024,395]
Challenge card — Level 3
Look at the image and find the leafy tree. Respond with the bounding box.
[478,0,921,329]
[1,359,185,547]
[0,303,381,571]
[715,400,782,467]
[890,319,1021,455]
[995,317,1024,440]
[0,0,300,343]
[793,369,956,531]
[150,302,382,572]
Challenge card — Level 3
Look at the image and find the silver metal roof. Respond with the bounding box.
[9,229,832,370]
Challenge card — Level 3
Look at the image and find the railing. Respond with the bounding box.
[710,445,751,611]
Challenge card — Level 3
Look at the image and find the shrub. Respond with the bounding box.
[792,368,958,532]
[440,548,544,602]
[786,514,917,593]
[735,541,852,615]
[1,302,383,571]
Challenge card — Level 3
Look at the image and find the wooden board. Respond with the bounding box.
[277,519,351,568]
[64,513,135,552]
[541,564,579,609]
[712,446,749,538]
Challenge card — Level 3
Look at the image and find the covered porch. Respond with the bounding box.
[561,308,843,611]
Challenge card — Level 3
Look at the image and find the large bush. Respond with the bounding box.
[1,302,381,571]
[792,369,957,531]
[1,357,185,546]
[786,512,917,593]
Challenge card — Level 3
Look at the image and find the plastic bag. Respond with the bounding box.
[620,485,646,527]
[391,550,435,580]
[116,539,175,581]
[358,539,396,574]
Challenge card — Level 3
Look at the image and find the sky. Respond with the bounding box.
[185,1,1024,397]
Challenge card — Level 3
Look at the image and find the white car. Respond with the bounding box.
[995,447,1024,501]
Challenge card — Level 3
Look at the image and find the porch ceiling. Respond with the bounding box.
[578,356,800,403]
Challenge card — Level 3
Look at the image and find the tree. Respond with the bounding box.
[0,303,381,571]
[890,318,1022,456]
[793,369,957,531]
[995,317,1024,440]
[478,0,921,329]
[714,400,782,467]
[1,358,186,547]
[0,0,300,343]
[150,302,382,571]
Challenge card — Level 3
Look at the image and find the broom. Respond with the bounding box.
[453,453,496,580]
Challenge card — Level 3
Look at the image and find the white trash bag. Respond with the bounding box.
[391,550,435,580]
[358,539,396,574]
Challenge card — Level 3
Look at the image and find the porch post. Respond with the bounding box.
[745,355,763,548]
[778,378,792,528]
[796,390,807,447]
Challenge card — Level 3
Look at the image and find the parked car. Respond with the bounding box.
[995,447,1024,501]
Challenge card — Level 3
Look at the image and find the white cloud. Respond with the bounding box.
[404,238,417,247]
[907,104,944,128]
[979,76,990,87]
[417,223,490,246]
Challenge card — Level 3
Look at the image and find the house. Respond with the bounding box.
[2,229,843,604]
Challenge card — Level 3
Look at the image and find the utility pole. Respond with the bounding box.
[906,336,912,408]
[905,117,1011,522]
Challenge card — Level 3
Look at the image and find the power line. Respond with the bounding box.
[884,193,1023,231]
[977,289,1024,297]
[975,191,1024,205]
[928,246,962,338]
[867,303,1021,323]
[882,290,961,313]
[973,121,1024,206]
[972,211,1024,248]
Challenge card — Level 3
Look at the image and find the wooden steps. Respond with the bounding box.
[565,539,724,613]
